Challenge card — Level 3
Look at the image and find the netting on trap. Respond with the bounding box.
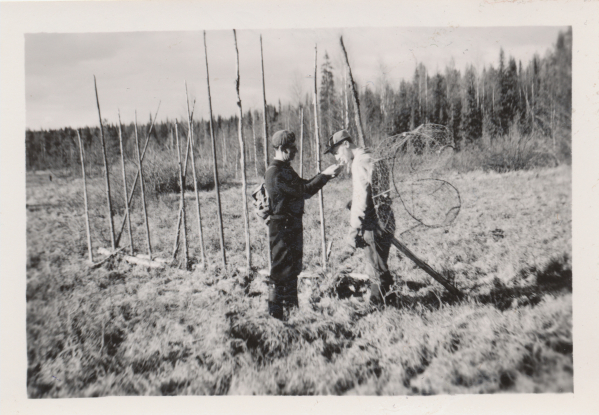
[371,124,461,232]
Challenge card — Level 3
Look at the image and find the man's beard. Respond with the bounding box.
[282,152,295,162]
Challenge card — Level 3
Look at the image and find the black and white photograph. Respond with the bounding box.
[1,1,598,414]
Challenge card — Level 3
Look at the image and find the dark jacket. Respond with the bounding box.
[265,159,330,218]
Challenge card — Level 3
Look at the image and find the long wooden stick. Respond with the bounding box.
[251,112,258,178]
[221,128,227,168]
[383,227,464,298]
[260,34,271,274]
[93,75,116,250]
[186,83,207,268]
[260,35,269,170]
[204,30,227,268]
[343,67,350,130]
[174,121,189,269]
[114,102,161,246]
[76,129,93,262]
[171,121,192,260]
[233,29,252,271]
[134,111,152,259]
[299,106,304,178]
[117,111,134,255]
[313,45,327,271]
[339,37,366,147]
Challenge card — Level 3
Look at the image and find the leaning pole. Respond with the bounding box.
[185,84,207,269]
[260,34,271,274]
[313,45,328,271]
[76,129,93,262]
[117,111,134,255]
[233,29,252,272]
[114,103,161,247]
[204,30,227,268]
[93,76,116,251]
[339,36,366,148]
[134,111,152,259]
[174,121,190,270]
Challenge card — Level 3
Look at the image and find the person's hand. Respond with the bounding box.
[322,163,343,177]
[347,227,366,249]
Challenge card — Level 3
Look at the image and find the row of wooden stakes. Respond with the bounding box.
[77,32,367,275]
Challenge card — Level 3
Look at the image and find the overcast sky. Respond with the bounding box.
[25,26,566,130]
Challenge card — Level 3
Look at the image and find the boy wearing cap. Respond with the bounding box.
[325,130,395,308]
[265,130,342,320]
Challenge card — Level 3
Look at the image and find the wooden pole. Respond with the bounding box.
[93,75,116,250]
[339,37,366,147]
[344,67,350,130]
[171,121,192,260]
[221,128,227,168]
[204,30,227,268]
[76,129,93,262]
[115,102,161,246]
[384,228,464,299]
[233,29,252,271]
[313,45,328,271]
[134,111,152,259]
[174,121,189,269]
[424,66,428,124]
[299,106,304,178]
[117,111,134,255]
[260,35,269,170]
[185,83,207,268]
[251,112,259,178]
[260,34,271,274]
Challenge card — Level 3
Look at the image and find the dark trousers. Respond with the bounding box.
[362,227,394,305]
[268,216,303,318]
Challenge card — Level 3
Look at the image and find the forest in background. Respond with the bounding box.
[25,28,571,178]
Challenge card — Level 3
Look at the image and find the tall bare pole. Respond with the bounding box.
[115,103,161,246]
[299,107,304,178]
[221,129,228,168]
[204,30,227,268]
[313,45,328,271]
[251,112,259,178]
[93,75,116,250]
[260,35,269,170]
[76,129,93,262]
[343,67,350,130]
[233,30,252,271]
[424,66,428,123]
[339,37,366,147]
[117,111,134,255]
[185,83,207,268]
[260,34,271,274]
[172,120,192,260]
[134,111,152,259]
[174,121,189,269]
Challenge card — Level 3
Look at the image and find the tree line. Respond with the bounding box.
[26,28,571,176]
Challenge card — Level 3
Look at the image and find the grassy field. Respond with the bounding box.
[26,163,572,397]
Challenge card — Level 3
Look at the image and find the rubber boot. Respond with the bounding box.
[268,301,284,320]
[380,271,394,304]
[268,284,284,320]
[369,283,385,310]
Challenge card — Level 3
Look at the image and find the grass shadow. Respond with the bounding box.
[335,254,572,313]
[474,255,572,311]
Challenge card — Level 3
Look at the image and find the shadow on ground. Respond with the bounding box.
[334,254,572,312]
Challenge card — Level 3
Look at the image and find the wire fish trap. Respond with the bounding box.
[372,123,461,231]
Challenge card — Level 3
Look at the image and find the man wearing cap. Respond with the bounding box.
[325,130,395,309]
[265,129,342,320]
